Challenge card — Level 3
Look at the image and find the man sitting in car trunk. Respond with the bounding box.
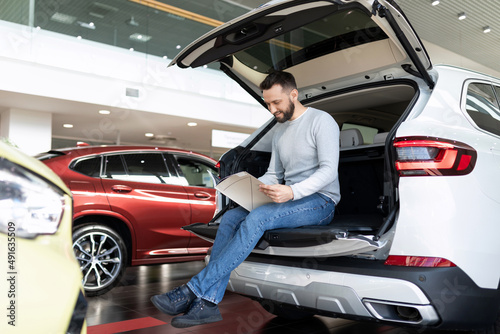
[151,70,341,328]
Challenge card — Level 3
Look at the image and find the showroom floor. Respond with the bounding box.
[85,261,441,334]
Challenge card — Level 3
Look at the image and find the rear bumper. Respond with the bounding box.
[226,255,499,330]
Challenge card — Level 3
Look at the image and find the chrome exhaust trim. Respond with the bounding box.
[363,299,440,325]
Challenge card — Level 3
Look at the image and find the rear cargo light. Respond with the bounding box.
[394,137,476,176]
[384,255,456,267]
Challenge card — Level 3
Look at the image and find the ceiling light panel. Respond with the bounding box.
[89,2,118,19]
[50,12,77,24]
[129,33,152,42]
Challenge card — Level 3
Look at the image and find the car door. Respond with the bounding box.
[169,153,218,249]
[68,155,111,214]
[100,151,193,261]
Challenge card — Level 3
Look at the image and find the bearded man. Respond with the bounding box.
[151,70,341,328]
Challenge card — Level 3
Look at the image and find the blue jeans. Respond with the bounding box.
[187,193,335,304]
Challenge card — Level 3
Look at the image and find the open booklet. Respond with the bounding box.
[216,171,273,211]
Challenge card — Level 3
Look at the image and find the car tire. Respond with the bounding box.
[72,224,127,296]
[259,300,314,320]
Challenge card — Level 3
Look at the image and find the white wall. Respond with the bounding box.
[424,41,500,78]
[1,108,52,155]
[0,21,268,128]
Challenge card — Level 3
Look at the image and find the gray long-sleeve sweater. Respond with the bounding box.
[258,107,341,204]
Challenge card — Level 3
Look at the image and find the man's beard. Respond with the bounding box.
[275,98,295,123]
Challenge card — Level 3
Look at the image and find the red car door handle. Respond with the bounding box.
[194,192,211,199]
[111,185,133,193]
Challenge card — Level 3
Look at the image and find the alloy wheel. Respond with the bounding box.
[73,230,123,292]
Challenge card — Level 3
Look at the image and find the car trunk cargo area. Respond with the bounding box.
[184,143,389,256]
[184,82,417,257]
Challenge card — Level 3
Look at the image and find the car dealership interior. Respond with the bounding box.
[1,1,500,333]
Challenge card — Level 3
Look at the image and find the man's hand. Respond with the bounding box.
[259,184,294,203]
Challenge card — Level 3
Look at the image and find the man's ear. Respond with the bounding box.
[289,88,299,102]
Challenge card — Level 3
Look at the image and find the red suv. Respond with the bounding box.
[38,145,218,296]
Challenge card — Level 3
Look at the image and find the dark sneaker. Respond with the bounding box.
[171,298,223,328]
[150,285,196,316]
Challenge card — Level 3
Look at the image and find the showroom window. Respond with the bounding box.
[465,82,500,136]
[0,0,247,67]
[174,155,217,188]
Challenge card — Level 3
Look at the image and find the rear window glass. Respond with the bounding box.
[465,82,500,136]
[71,156,101,177]
[235,8,387,73]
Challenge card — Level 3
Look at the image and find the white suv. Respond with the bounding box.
[171,0,500,332]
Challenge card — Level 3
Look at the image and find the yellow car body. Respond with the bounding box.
[0,141,87,333]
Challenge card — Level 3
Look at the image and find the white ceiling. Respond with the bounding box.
[396,0,499,74]
[1,0,499,158]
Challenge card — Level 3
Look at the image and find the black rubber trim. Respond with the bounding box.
[183,223,218,241]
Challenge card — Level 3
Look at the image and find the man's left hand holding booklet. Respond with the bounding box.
[215,171,273,211]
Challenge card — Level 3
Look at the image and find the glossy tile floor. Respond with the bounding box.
[85,261,442,334]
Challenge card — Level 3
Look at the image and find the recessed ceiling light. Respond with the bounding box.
[99,109,111,115]
[458,12,466,20]
[176,45,182,49]
[129,47,134,52]
[483,26,491,33]
[187,122,198,127]
[145,133,154,137]
[431,0,439,5]
[63,123,73,128]
[76,35,82,40]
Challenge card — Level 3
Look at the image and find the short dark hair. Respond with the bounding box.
[259,71,297,93]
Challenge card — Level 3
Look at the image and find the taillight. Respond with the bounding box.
[394,137,476,176]
[384,255,456,267]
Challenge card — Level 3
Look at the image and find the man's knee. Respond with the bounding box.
[220,207,248,228]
